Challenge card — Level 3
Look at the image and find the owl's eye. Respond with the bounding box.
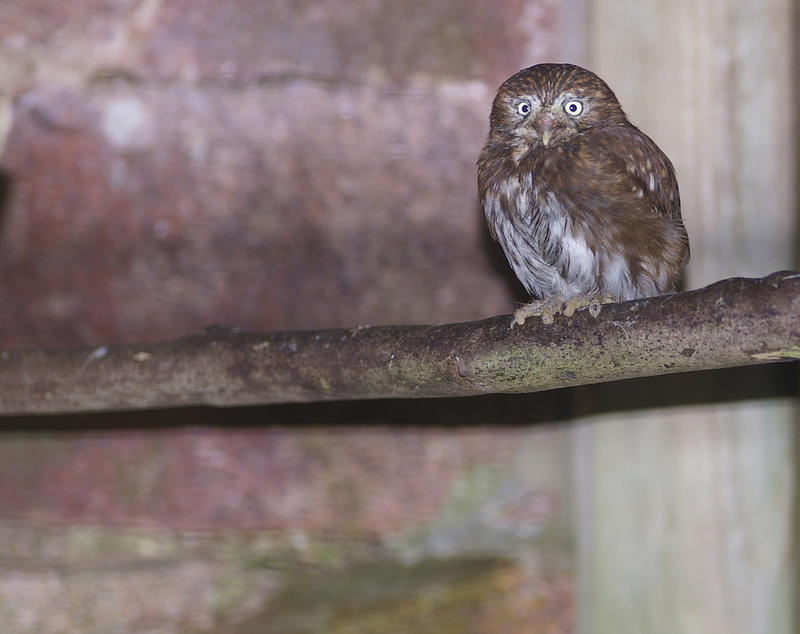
[516,101,531,116]
[564,100,584,116]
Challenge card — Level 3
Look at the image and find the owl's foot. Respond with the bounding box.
[511,293,617,327]
[511,296,566,327]
[582,292,617,318]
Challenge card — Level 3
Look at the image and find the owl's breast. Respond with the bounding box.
[483,170,601,299]
[531,187,600,293]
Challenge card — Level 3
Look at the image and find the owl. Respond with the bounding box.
[477,63,689,325]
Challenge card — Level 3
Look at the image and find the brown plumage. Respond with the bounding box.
[477,63,689,325]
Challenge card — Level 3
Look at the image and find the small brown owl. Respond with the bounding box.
[478,63,689,325]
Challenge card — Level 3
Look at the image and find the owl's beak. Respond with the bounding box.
[535,113,561,146]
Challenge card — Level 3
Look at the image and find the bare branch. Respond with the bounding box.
[1,271,799,415]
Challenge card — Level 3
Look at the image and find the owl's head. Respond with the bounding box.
[488,63,628,147]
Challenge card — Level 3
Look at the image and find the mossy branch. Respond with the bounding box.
[1,271,799,415]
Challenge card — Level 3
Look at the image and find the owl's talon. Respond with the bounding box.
[587,293,617,318]
[510,292,618,328]
[510,296,565,328]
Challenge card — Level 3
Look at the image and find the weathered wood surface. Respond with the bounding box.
[1,271,797,415]
[582,2,796,632]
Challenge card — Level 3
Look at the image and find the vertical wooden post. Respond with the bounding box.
[575,1,796,632]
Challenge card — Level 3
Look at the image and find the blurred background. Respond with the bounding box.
[0,0,796,632]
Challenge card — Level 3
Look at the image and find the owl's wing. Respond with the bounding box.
[586,124,689,263]
[601,125,680,220]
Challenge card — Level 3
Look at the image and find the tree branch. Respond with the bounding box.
[2,271,799,415]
